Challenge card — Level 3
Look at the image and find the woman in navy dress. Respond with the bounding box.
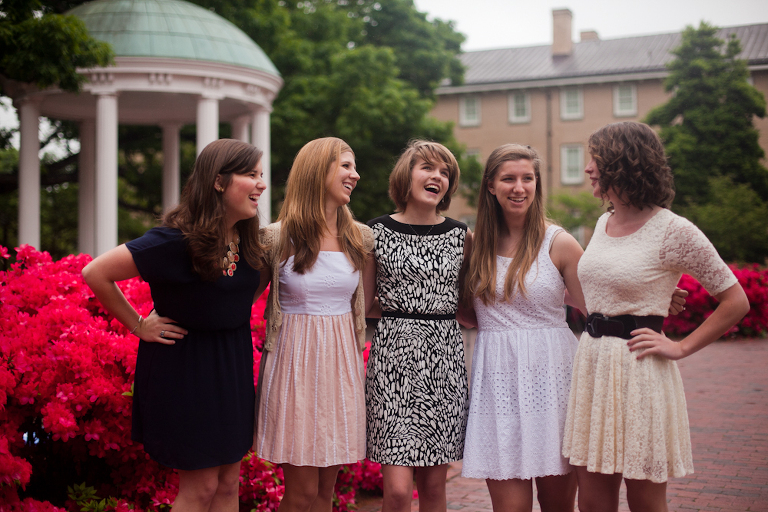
[83,139,267,511]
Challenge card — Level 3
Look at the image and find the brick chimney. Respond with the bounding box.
[580,30,599,42]
[552,8,573,57]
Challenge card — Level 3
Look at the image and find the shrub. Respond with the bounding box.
[663,265,768,338]
[0,245,382,511]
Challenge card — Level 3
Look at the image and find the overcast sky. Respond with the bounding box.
[412,0,768,51]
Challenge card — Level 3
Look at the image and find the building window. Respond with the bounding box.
[613,83,637,117]
[508,91,530,123]
[560,87,583,120]
[561,144,584,185]
[459,95,481,127]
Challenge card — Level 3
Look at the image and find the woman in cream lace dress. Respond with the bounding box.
[562,122,749,512]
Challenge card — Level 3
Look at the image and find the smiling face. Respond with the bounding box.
[218,160,266,227]
[488,159,537,217]
[324,151,359,209]
[407,157,450,211]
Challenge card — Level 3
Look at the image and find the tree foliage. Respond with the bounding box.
[0,0,113,95]
[191,0,467,221]
[644,22,768,262]
[547,191,604,246]
[644,22,768,206]
[1,0,468,256]
[678,177,768,263]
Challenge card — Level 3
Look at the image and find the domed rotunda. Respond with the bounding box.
[13,0,282,255]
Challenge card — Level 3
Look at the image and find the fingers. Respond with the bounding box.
[138,311,188,344]
[627,330,681,360]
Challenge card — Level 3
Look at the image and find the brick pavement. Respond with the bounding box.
[355,339,768,511]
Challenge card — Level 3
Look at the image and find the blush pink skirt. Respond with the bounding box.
[254,311,366,466]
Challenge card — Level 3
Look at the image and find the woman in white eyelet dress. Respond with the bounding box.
[462,144,586,512]
[255,137,374,512]
[562,122,749,512]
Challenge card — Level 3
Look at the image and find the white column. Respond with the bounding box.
[252,108,271,223]
[18,98,41,249]
[94,92,119,255]
[161,123,181,212]
[232,115,250,142]
[196,95,219,155]
[78,119,96,255]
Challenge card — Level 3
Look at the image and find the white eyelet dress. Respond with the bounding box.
[462,225,579,480]
[255,252,366,467]
[562,209,738,483]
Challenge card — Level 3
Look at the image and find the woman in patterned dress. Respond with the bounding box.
[364,140,471,512]
[461,144,586,512]
[562,122,749,512]
[83,139,266,510]
[254,138,374,512]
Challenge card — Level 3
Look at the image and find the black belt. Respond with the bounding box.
[584,313,664,340]
[382,311,456,321]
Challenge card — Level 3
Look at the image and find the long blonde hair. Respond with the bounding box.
[466,144,548,306]
[277,137,366,273]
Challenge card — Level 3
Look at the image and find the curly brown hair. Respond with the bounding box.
[588,122,675,210]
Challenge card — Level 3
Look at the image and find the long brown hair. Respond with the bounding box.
[164,139,265,281]
[276,137,366,273]
[466,144,548,306]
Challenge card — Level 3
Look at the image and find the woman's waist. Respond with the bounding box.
[280,303,353,316]
[477,321,570,333]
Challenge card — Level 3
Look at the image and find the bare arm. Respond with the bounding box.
[81,245,187,344]
[628,282,749,360]
[549,230,587,316]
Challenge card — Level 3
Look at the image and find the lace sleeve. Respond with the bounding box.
[659,215,737,296]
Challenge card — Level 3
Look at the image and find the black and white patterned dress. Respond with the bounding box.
[365,215,469,466]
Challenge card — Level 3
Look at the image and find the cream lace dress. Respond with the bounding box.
[255,252,366,467]
[462,225,579,480]
[562,209,737,482]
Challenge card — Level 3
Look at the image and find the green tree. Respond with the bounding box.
[644,22,768,206]
[0,0,113,95]
[192,0,469,221]
[548,191,603,246]
[1,0,468,256]
[679,176,768,263]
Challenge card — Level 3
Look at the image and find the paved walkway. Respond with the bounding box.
[355,339,768,511]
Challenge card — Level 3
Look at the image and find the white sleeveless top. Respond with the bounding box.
[474,224,569,331]
[278,251,358,316]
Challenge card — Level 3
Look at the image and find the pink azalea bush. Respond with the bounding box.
[0,245,382,511]
[663,265,768,338]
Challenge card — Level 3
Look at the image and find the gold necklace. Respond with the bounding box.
[222,231,240,277]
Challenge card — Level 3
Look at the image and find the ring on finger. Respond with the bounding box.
[160,330,166,337]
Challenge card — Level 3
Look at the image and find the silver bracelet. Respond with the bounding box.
[130,315,144,335]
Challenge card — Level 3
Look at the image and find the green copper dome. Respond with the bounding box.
[68,0,279,76]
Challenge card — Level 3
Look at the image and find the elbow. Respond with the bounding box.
[81,262,95,287]
[736,293,750,321]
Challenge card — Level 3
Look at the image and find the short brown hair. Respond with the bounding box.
[388,140,460,213]
[588,122,675,210]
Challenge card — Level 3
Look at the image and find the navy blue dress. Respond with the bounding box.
[125,227,259,470]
